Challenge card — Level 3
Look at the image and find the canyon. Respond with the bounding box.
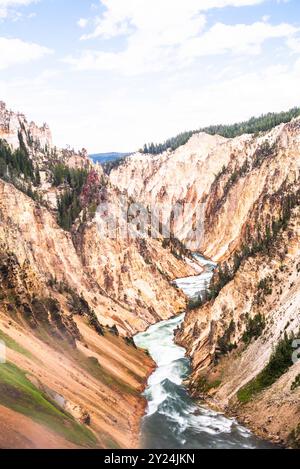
[0,101,299,448]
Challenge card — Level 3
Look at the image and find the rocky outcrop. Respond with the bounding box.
[0,101,52,151]
[0,101,91,174]
[72,185,193,329]
[0,248,80,344]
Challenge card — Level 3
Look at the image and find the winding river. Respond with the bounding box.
[134,255,274,449]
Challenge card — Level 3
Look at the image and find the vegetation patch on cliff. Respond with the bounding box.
[54,164,88,231]
[242,313,266,345]
[0,329,36,361]
[0,362,97,447]
[237,333,295,403]
[195,376,222,394]
[288,424,300,449]
[216,320,237,357]
[291,374,300,391]
[0,136,40,200]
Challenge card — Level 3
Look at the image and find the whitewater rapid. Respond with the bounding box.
[134,255,274,449]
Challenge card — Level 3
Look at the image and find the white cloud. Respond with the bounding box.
[0,37,52,69]
[287,36,300,54]
[81,0,207,44]
[64,0,298,75]
[67,0,209,74]
[0,0,37,18]
[78,17,88,28]
[66,19,298,74]
[81,0,267,40]
[180,22,298,60]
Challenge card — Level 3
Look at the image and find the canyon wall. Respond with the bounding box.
[110,120,299,261]
[0,102,196,448]
[110,118,300,447]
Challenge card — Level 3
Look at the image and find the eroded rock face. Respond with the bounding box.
[0,100,52,153]
[176,210,300,446]
[0,101,90,171]
[64,401,91,425]
[0,178,189,335]
[110,133,230,249]
[110,118,300,446]
[0,102,197,449]
[72,185,193,329]
[0,102,191,334]
[74,220,189,327]
[201,119,300,260]
[110,120,300,261]
[0,236,156,449]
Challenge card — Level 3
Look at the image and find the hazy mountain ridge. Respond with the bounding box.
[90,152,131,165]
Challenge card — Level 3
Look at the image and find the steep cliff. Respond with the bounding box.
[0,100,88,170]
[110,119,299,260]
[177,206,300,446]
[0,102,192,334]
[173,123,299,447]
[110,117,300,447]
[0,226,155,449]
[0,102,197,449]
[0,148,155,447]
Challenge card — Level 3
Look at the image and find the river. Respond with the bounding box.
[134,255,274,449]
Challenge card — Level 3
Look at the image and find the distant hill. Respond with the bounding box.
[90,152,132,165]
[142,107,300,155]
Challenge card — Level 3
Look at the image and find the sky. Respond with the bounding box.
[0,0,299,153]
